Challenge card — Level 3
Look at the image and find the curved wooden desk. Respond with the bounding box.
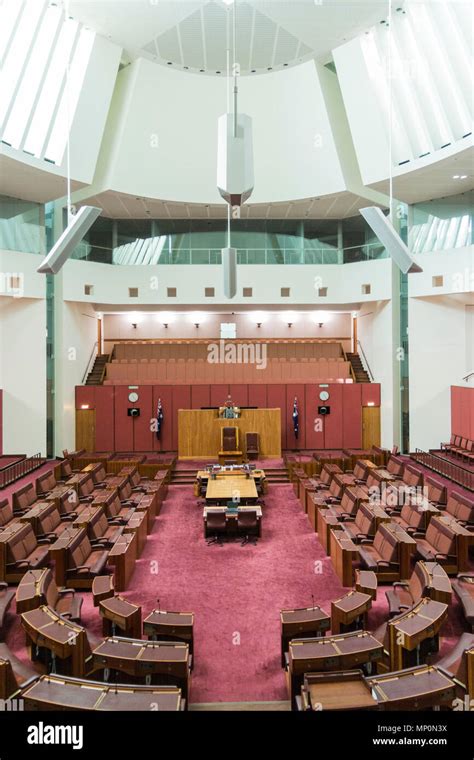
[366,664,456,710]
[90,636,190,698]
[99,596,142,639]
[280,606,331,667]
[21,674,185,711]
[331,590,372,634]
[21,605,91,677]
[143,610,194,657]
[387,597,448,671]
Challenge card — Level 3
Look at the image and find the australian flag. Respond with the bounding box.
[156,398,164,439]
[292,397,299,439]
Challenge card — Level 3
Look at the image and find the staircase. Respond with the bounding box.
[170,466,290,485]
[346,352,371,383]
[85,354,109,385]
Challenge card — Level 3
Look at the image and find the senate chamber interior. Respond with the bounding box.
[0,0,473,747]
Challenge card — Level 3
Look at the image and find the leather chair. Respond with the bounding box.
[12,483,38,515]
[93,491,135,525]
[36,504,75,542]
[65,533,109,589]
[445,491,474,528]
[0,524,50,583]
[0,583,14,638]
[0,500,19,531]
[237,510,259,545]
[341,503,379,543]
[358,524,400,581]
[35,470,58,497]
[246,432,259,461]
[385,561,447,618]
[414,517,458,571]
[389,502,430,535]
[205,511,227,545]
[326,487,363,521]
[453,573,474,631]
[219,427,242,464]
[436,631,474,702]
[89,511,123,548]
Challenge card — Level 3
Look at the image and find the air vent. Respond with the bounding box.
[205,287,215,297]
[432,276,443,288]
[167,287,177,297]
[318,287,328,297]
[129,287,138,298]
[84,284,93,296]
[362,284,371,295]
[243,287,252,297]
[281,287,290,297]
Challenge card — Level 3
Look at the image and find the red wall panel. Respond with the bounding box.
[152,386,173,451]
[0,389,3,455]
[266,385,286,450]
[362,384,381,407]
[342,384,362,449]
[171,386,191,449]
[114,386,134,451]
[285,384,306,449]
[210,385,229,407]
[94,386,115,452]
[131,386,154,451]
[228,385,248,407]
[191,385,210,409]
[323,383,343,449]
[75,386,96,409]
[248,385,267,409]
[304,385,325,450]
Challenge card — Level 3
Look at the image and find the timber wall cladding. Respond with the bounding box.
[75,382,381,452]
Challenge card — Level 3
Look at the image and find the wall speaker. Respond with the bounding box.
[37,206,102,275]
[318,406,330,415]
[217,112,254,206]
[359,206,422,275]
[127,408,140,417]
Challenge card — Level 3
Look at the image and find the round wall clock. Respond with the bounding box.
[319,390,330,402]
[128,391,139,403]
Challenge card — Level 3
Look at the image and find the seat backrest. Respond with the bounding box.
[13,484,37,511]
[246,432,258,451]
[91,512,108,539]
[356,504,373,533]
[237,509,258,527]
[36,471,56,493]
[409,564,425,602]
[447,492,474,524]
[22,526,38,557]
[426,477,447,506]
[403,465,423,488]
[222,427,238,451]
[387,456,405,476]
[6,528,29,563]
[373,530,385,555]
[381,528,399,562]
[0,499,14,527]
[434,520,456,556]
[78,475,95,498]
[44,573,59,607]
[207,511,227,528]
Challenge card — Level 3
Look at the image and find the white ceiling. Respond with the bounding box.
[69,0,389,74]
[78,188,386,219]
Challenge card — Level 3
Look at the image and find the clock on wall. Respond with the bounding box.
[319,390,330,402]
[128,392,139,403]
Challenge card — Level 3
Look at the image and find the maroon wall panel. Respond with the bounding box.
[248,385,267,409]
[94,386,115,452]
[228,385,248,408]
[323,383,343,449]
[285,384,306,449]
[152,386,173,451]
[0,389,2,455]
[266,385,286,450]
[172,386,191,450]
[75,386,96,409]
[451,386,462,438]
[114,386,134,451]
[342,384,362,449]
[191,385,210,409]
[304,385,325,450]
[132,386,154,451]
[451,386,474,440]
[361,383,381,407]
[210,385,229,407]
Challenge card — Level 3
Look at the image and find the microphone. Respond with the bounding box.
[156,598,161,614]
[311,593,315,610]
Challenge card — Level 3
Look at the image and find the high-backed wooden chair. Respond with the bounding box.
[246,432,259,461]
[218,427,242,464]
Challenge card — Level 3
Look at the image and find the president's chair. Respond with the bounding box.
[218,427,242,465]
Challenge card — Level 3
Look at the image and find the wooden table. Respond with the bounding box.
[387,597,448,670]
[299,670,378,711]
[99,595,142,639]
[329,530,358,587]
[123,511,148,556]
[331,590,372,634]
[205,476,258,504]
[143,610,194,658]
[107,533,136,591]
[280,606,330,666]
[21,604,89,677]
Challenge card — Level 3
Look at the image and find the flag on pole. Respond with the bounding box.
[292,397,299,439]
[156,398,164,439]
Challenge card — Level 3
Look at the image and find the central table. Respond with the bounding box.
[205,476,258,504]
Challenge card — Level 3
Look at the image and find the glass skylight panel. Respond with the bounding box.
[3,4,62,150]
[44,25,95,165]
[0,0,25,68]
[0,0,45,132]
[23,17,79,158]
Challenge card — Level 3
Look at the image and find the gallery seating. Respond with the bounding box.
[340,502,389,543]
[414,515,471,574]
[441,435,474,464]
[91,490,136,524]
[88,510,124,548]
[12,483,38,514]
[444,490,474,528]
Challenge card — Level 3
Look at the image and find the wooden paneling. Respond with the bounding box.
[76,410,96,452]
[95,386,115,452]
[191,385,210,409]
[248,385,267,408]
[178,409,281,459]
[362,407,381,449]
[324,383,343,449]
[343,384,362,449]
[266,385,286,449]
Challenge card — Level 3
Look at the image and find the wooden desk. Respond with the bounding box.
[280,607,330,666]
[329,530,358,587]
[122,511,147,556]
[387,597,448,671]
[107,533,136,591]
[419,561,452,605]
[22,674,184,711]
[16,568,52,614]
[288,630,383,705]
[205,476,258,504]
[299,671,378,711]
[99,595,142,639]
[91,637,190,698]
[178,408,281,459]
[72,506,104,536]
[366,665,456,710]
[354,569,378,600]
[19,502,56,534]
[21,605,89,677]
[143,610,194,658]
[44,486,77,514]
[48,528,85,587]
[331,590,372,634]
[317,509,342,554]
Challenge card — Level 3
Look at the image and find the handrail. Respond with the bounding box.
[82,341,98,385]
[356,340,375,382]
[0,453,46,489]
[461,371,474,382]
[411,449,474,492]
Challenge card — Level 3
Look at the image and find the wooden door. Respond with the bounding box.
[362,407,381,448]
[76,410,96,451]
